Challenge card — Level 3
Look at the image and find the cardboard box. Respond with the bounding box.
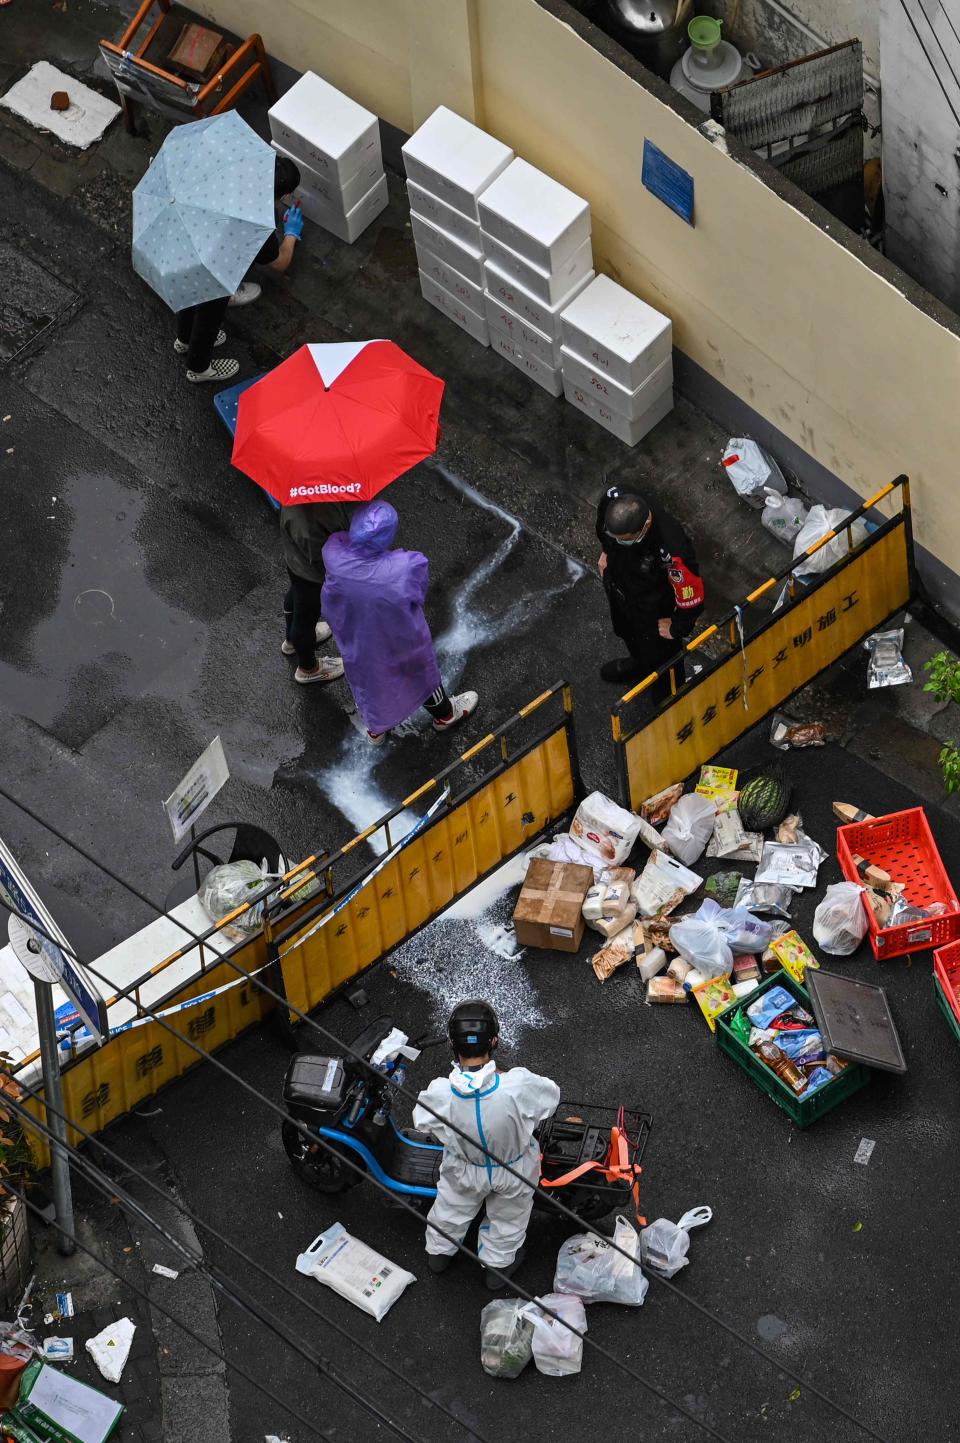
[295,173,388,244]
[489,324,564,396]
[269,72,381,186]
[483,256,593,339]
[560,348,673,420]
[272,139,382,214]
[484,294,561,366]
[481,231,593,308]
[402,105,513,221]
[167,23,227,81]
[560,275,672,392]
[563,373,673,446]
[478,158,591,272]
[419,270,490,345]
[410,211,485,286]
[407,180,482,251]
[512,860,593,952]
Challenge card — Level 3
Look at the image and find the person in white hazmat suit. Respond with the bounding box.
[413,1000,560,1290]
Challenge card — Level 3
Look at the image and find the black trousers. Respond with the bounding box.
[623,633,683,703]
[175,295,229,372]
[284,571,324,670]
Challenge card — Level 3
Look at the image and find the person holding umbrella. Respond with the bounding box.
[321,502,478,743]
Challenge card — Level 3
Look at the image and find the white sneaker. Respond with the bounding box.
[432,691,478,732]
[228,282,261,307]
[295,656,344,685]
[367,730,388,747]
[186,358,239,383]
[174,330,225,355]
[281,621,332,656]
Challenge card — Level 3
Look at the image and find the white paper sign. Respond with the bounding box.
[163,737,230,844]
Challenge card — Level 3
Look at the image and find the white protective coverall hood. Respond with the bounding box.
[413,1060,561,1269]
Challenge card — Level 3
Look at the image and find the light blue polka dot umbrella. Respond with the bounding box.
[132,111,277,313]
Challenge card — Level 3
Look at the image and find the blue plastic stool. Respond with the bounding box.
[214,374,280,513]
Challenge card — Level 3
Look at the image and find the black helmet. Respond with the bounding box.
[448,999,499,1057]
[604,491,652,543]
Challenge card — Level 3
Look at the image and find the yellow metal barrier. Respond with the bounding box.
[15,684,581,1162]
[612,478,914,811]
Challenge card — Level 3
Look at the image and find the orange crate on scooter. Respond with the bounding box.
[837,807,960,959]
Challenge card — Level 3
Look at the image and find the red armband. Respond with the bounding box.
[665,556,704,610]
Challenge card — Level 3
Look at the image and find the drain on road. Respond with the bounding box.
[0,241,77,362]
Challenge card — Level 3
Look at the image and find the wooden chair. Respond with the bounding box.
[99,0,276,134]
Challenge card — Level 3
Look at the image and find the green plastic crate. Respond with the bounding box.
[715,971,871,1127]
[934,974,960,1047]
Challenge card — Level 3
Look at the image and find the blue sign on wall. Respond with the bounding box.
[642,139,695,225]
[0,839,108,1042]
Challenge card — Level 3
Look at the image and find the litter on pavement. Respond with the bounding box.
[85,1318,135,1383]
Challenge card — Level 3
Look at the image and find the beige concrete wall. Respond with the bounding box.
[202,0,960,581]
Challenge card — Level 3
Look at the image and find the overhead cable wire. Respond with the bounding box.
[4,1064,491,1443]
[0,892,738,1443]
[896,0,960,127]
[1,1089,423,1443]
[5,1179,338,1442]
[0,786,892,1443]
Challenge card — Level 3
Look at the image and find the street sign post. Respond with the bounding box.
[0,839,108,1257]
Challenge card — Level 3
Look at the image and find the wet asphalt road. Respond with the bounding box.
[1,121,958,1443]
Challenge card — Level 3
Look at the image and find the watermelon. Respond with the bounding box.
[737,769,790,831]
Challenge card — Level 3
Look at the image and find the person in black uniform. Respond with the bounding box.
[596,485,704,696]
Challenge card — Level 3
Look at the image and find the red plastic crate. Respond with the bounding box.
[837,807,960,959]
[934,939,960,1028]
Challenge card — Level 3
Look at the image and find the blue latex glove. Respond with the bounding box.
[283,205,304,240]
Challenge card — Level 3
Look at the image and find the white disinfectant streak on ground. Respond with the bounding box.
[312,468,585,1034]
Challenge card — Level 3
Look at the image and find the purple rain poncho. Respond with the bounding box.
[321,501,442,734]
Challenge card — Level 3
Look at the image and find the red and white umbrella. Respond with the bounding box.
[231,340,444,506]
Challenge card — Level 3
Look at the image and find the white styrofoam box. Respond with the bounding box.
[483,257,594,338]
[402,106,514,221]
[481,231,593,308]
[420,270,490,346]
[409,209,484,284]
[407,180,482,251]
[272,139,382,215]
[416,244,485,319]
[489,324,564,396]
[561,348,673,420]
[560,275,672,392]
[483,293,561,367]
[563,374,673,446]
[296,174,388,244]
[478,158,591,272]
[269,72,381,186]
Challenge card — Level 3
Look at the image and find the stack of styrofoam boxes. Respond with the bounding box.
[401,107,514,346]
[477,159,595,397]
[268,72,387,245]
[560,275,674,444]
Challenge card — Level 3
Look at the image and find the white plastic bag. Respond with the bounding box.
[661,793,716,865]
[722,439,787,509]
[761,488,807,545]
[480,1298,534,1378]
[521,1293,587,1376]
[793,505,868,578]
[199,860,269,931]
[640,1207,712,1278]
[86,1317,135,1382]
[554,1215,648,1307]
[296,1224,416,1321]
[570,791,644,865]
[813,882,868,955]
[669,900,774,977]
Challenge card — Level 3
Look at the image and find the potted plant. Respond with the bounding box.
[924,651,960,794]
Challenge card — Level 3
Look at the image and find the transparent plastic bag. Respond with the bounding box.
[793,506,868,578]
[521,1293,587,1376]
[553,1215,648,1307]
[480,1298,534,1378]
[199,861,270,931]
[640,1206,712,1278]
[661,793,716,866]
[761,489,807,545]
[864,629,913,689]
[722,439,787,509]
[813,882,868,955]
[670,900,774,977]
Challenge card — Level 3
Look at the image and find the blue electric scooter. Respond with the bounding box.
[281,1016,650,1223]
